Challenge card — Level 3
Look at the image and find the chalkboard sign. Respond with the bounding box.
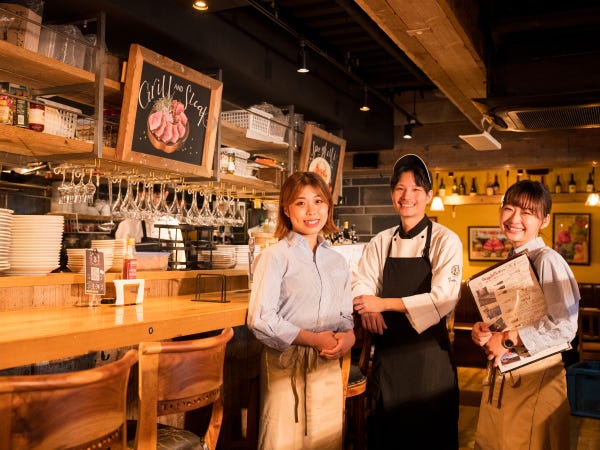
[299,123,346,202]
[116,44,222,177]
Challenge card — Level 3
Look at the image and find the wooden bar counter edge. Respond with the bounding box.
[0,269,251,370]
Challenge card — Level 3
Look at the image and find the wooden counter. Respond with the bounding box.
[0,292,250,370]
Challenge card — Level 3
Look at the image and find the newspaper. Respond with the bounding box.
[466,252,571,373]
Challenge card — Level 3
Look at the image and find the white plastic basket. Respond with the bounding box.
[38,98,80,138]
[221,107,277,141]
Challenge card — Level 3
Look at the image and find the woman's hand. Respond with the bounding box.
[312,330,338,352]
[471,321,492,346]
[472,322,509,367]
[320,330,355,360]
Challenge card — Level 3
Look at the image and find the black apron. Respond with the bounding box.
[368,220,458,450]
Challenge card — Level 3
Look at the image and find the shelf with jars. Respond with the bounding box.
[0,36,292,194]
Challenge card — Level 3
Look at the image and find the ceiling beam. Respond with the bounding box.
[354,0,487,129]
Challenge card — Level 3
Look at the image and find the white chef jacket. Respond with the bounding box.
[352,220,463,334]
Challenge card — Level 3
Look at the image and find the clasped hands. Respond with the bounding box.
[353,294,388,335]
[315,329,355,360]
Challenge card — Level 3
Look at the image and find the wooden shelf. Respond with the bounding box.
[218,173,280,195]
[0,40,122,108]
[220,120,289,153]
[441,192,591,206]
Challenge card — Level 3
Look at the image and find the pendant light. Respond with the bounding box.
[192,1,208,11]
[403,90,419,139]
[430,172,445,211]
[359,86,370,112]
[297,40,309,73]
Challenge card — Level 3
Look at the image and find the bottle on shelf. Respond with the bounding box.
[458,176,466,195]
[586,173,595,193]
[554,175,562,194]
[350,224,359,244]
[492,174,500,195]
[438,178,446,197]
[342,221,351,242]
[568,173,577,194]
[469,177,477,196]
[122,237,137,280]
[451,176,458,195]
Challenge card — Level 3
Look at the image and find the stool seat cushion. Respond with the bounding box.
[127,421,207,450]
[348,364,366,388]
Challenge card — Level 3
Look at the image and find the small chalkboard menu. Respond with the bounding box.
[299,123,346,202]
[116,44,222,177]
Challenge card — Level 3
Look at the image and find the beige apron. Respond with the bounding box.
[258,345,343,450]
[475,353,570,450]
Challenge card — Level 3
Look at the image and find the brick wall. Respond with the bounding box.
[334,175,397,242]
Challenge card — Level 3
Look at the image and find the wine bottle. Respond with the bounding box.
[568,173,577,194]
[554,175,562,194]
[458,176,466,195]
[469,177,477,195]
[586,173,595,193]
[342,221,351,242]
[451,177,458,195]
[492,174,500,195]
[350,224,359,243]
[438,178,446,197]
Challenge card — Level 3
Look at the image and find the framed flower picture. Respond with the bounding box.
[553,213,591,265]
[468,226,512,261]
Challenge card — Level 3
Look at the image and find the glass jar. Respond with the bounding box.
[28,102,45,132]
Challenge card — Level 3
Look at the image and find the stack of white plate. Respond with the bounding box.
[67,248,114,273]
[8,215,64,276]
[198,246,236,269]
[91,239,124,272]
[231,244,261,269]
[0,209,13,273]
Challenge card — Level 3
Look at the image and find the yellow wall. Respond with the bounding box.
[429,169,599,283]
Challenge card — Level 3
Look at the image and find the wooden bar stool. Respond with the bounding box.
[0,349,138,450]
[130,327,234,450]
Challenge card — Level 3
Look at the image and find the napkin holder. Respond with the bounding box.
[113,279,145,305]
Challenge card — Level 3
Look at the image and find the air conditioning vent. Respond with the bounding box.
[495,104,600,131]
[472,93,600,132]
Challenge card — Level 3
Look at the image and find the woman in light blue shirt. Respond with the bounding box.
[471,180,579,450]
[247,172,355,450]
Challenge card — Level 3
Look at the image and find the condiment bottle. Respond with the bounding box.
[28,101,45,132]
[122,238,137,279]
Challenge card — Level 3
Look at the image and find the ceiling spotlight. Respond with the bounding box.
[403,118,416,139]
[297,40,309,73]
[192,1,208,11]
[360,87,370,112]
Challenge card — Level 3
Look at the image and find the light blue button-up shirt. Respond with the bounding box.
[247,231,354,351]
[514,237,580,354]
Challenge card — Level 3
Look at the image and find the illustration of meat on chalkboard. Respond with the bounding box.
[117,44,222,178]
[147,96,190,153]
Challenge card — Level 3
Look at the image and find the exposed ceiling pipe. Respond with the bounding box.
[244,0,420,123]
